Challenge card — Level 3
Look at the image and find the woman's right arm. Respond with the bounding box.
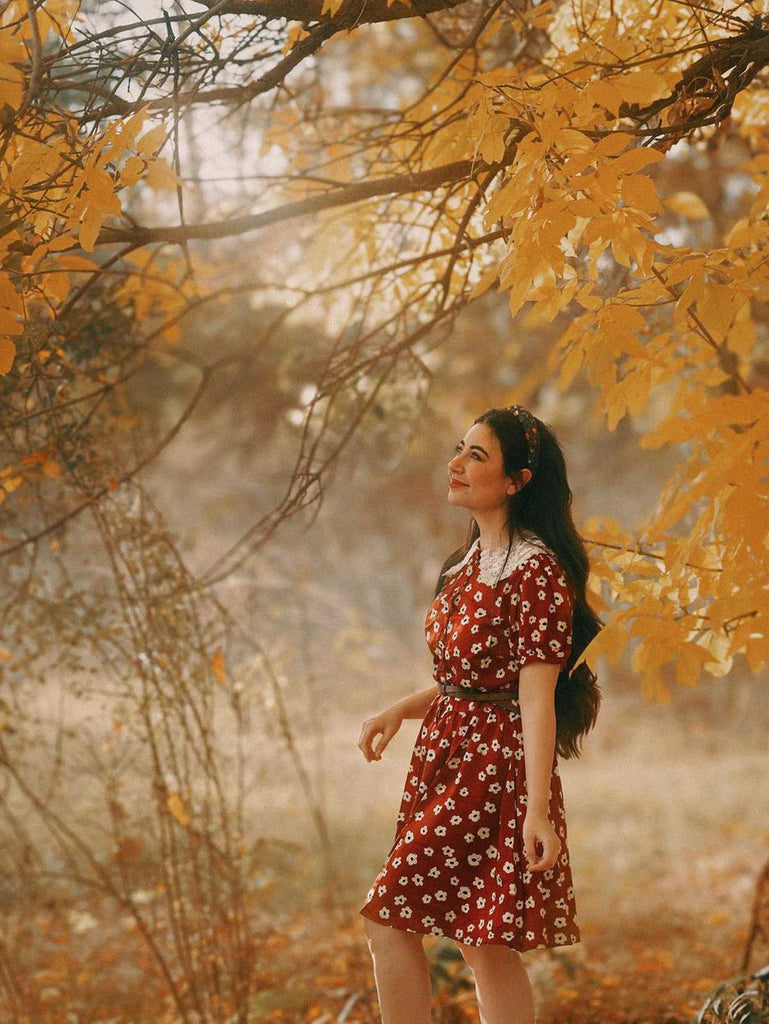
[390,682,440,721]
[358,683,439,762]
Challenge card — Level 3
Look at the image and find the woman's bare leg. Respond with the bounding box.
[361,917,432,1024]
[458,942,536,1024]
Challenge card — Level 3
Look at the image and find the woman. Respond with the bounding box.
[357,405,603,1024]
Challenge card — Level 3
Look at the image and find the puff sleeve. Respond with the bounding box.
[515,554,574,669]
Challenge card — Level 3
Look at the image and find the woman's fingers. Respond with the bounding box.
[359,714,402,761]
[359,720,384,762]
[373,726,395,758]
[525,831,561,871]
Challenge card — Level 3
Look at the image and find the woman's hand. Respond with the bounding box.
[358,709,404,762]
[522,811,561,872]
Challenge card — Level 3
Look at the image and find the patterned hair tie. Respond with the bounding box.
[505,405,540,474]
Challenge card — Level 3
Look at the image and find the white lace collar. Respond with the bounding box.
[443,530,554,587]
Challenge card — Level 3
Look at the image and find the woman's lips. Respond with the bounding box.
[449,479,468,489]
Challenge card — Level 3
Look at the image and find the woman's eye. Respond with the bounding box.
[454,445,479,460]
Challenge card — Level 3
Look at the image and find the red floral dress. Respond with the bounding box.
[358,530,581,951]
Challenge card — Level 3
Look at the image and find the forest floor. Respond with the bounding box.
[251,701,769,1024]
[6,696,769,1022]
[251,879,759,1024]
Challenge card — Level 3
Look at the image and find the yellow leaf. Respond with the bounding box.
[479,134,506,164]
[144,158,180,191]
[43,235,79,255]
[136,124,168,156]
[484,180,520,226]
[553,128,593,153]
[616,69,671,106]
[319,0,342,17]
[622,175,662,215]
[0,30,27,63]
[516,1,554,28]
[42,460,60,478]
[167,792,190,827]
[0,310,20,339]
[574,283,601,310]
[56,254,101,274]
[695,284,740,342]
[45,269,70,304]
[469,262,500,300]
[570,198,600,218]
[115,103,152,151]
[613,147,665,176]
[0,274,22,310]
[0,338,16,375]
[84,167,120,211]
[745,633,769,674]
[675,642,709,688]
[573,622,625,670]
[672,271,704,325]
[79,207,103,253]
[585,79,624,117]
[0,61,24,110]
[593,132,634,159]
[663,191,710,220]
[120,155,146,188]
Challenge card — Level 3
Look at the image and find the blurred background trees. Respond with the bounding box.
[0,0,768,1020]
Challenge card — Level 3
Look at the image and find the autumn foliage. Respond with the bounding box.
[0,0,768,1019]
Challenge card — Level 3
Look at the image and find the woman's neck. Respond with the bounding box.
[475,519,523,552]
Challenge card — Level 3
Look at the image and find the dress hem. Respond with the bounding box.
[358,903,581,954]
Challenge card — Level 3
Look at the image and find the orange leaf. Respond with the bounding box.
[167,792,190,827]
[211,648,226,684]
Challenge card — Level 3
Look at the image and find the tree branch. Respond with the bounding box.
[95,142,522,246]
[188,0,469,27]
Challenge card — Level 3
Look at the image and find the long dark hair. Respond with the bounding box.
[434,407,603,760]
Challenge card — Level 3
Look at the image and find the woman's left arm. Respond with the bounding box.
[519,662,559,819]
[514,554,574,871]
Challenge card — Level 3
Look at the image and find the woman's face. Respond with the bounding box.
[447,421,530,511]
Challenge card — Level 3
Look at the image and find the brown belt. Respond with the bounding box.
[438,682,519,709]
